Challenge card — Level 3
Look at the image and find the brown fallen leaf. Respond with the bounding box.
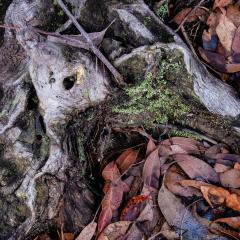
[226,193,240,211]
[172,8,207,25]
[97,221,132,240]
[161,137,203,154]
[214,163,231,173]
[213,0,233,9]
[116,148,139,173]
[76,221,97,240]
[146,139,157,157]
[220,168,240,188]
[143,148,165,189]
[226,4,240,27]
[63,233,74,240]
[225,63,240,72]
[158,182,208,239]
[215,216,240,230]
[180,179,210,189]
[165,165,201,197]
[102,162,121,181]
[173,154,219,183]
[198,47,227,72]
[216,13,236,53]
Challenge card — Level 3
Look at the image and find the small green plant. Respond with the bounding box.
[113,59,189,128]
[169,129,202,141]
[156,3,168,21]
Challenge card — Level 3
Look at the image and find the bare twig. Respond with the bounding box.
[175,0,206,32]
[57,0,125,86]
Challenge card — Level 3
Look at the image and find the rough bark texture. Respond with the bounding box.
[0,0,240,239]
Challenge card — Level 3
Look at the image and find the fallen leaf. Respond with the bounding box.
[173,154,219,183]
[102,162,121,181]
[234,162,240,170]
[215,216,240,229]
[158,182,208,239]
[198,47,227,72]
[161,137,203,154]
[213,0,233,9]
[225,63,240,72]
[63,233,74,240]
[209,153,240,162]
[200,185,230,208]
[220,168,240,188]
[216,13,236,53]
[226,193,240,211]
[146,139,157,156]
[226,4,240,27]
[120,195,150,221]
[116,148,139,173]
[97,221,132,240]
[180,179,210,189]
[76,222,97,240]
[165,165,201,197]
[214,163,231,173]
[202,30,219,51]
[172,8,206,25]
[143,148,165,189]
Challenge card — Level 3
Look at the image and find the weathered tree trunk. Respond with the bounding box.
[0,0,240,239]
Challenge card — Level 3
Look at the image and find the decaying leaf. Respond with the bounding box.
[220,168,240,188]
[216,13,236,53]
[120,195,150,221]
[165,165,201,197]
[158,182,208,239]
[102,162,121,181]
[143,148,164,189]
[116,148,139,173]
[97,221,132,240]
[173,154,219,183]
[215,216,240,229]
[76,221,97,240]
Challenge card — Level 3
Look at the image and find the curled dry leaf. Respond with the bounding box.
[75,221,97,240]
[143,148,164,189]
[158,182,208,239]
[161,137,203,154]
[97,221,132,240]
[116,148,139,173]
[173,154,219,183]
[220,168,240,188]
[216,13,236,53]
[102,162,121,181]
[215,216,240,230]
[165,165,201,197]
[120,195,150,221]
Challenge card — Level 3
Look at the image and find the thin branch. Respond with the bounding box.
[57,0,125,86]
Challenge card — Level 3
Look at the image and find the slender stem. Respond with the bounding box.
[57,0,125,86]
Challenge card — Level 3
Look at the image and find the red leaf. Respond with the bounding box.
[142,148,163,189]
[173,154,219,183]
[102,162,121,181]
[116,148,139,173]
[120,195,150,221]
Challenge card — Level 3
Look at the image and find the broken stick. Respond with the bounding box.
[57,0,125,86]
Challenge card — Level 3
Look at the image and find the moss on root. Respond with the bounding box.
[113,58,189,128]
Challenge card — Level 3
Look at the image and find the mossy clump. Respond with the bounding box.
[169,129,202,141]
[156,3,168,21]
[113,59,189,128]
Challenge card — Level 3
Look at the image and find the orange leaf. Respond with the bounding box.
[116,148,139,173]
[120,195,150,221]
[226,194,240,211]
[215,216,240,229]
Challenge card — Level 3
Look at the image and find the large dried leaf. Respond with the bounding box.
[172,8,206,25]
[120,195,149,221]
[165,165,201,197]
[215,217,240,229]
[173,154,219,183]
[97,221,132,240]
[220,168,240,188]
[76,221,97,240]
[213,0,233,9]
[158,183,208,239]
[102,162,121,181]
[198,47,227,72]
[161,137,203,154]
[226,4,240,27]
[116,148,139,173]
[143,148,164,189]
[216,13,236,53]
